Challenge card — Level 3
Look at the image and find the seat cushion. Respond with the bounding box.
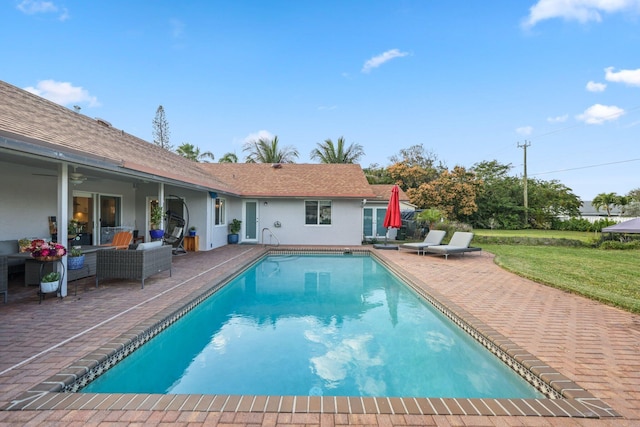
[136,241,164,251]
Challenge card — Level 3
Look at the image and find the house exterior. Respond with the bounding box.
[0,78,377,292]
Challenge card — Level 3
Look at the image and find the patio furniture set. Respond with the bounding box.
[0,236,172,303]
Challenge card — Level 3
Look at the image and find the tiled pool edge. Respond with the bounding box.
[3,247,620,418]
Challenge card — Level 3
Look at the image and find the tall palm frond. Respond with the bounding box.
[310,137,364,164]
[242,136,298,163]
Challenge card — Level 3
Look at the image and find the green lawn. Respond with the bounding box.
[480,243,640,313]
[473,228,597,242]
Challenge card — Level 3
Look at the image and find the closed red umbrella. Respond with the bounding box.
[382,185,402,243]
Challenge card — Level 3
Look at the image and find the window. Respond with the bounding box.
[305,200,331,225]
[215,198,226,225]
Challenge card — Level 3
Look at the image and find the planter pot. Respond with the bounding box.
[189,230,196,237]
[40,280,58,293]
[227,233,239,244]
[149,229,164,240]
[68,255,85,270]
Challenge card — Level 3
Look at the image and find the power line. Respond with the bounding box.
[531,158,640,176]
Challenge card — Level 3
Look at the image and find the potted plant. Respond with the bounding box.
[41,271,61,293]
[67,247,85,270]
[149,204,165,240]
[189,226,197,237]
[68,219,80,235]
[227,219,241,244]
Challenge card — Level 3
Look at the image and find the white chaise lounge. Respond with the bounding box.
[399,230,446,255]
[423,231,481,259]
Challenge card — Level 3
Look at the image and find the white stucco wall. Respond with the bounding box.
[245,198,364,246]
[1,160,367,249]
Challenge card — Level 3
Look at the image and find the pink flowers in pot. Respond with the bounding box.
[27,239,67,258]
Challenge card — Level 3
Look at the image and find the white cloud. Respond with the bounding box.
[362,49,409,73]
[24,80,99,107]
[547,114,569,123]
[522,0,640,28]
[243,130,274,143]
[604,66,640,87]
[170,19,185,38]
[17,0,69,21]
[576,103,625,124]
[516,126,533,136]
[586,81,606,92]
[17,0,56,14]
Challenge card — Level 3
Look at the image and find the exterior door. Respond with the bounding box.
[243,200,258,243]
[363,207,388,239]
[98,194,122,244]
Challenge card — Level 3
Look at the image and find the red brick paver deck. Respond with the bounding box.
[0,245,638,426]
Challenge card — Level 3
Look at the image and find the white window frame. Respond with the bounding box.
[305,200,332,225]
[215,198,226,226]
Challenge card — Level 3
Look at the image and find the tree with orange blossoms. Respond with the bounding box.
[387,144,443,190]
[387,162,435,191]
[408,166,481,221]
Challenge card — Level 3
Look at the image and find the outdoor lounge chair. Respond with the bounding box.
[423,231,481,259]
[101,231,133,250]
[399,230,446,255]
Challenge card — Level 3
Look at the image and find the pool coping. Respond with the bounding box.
[3,248,620,418]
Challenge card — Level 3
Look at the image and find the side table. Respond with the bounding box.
[32,257,65,304]
[184,235,199,252]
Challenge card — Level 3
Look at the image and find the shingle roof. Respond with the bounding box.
[370,184,410,202]
[0,79,377,199]
[0,80,234,193]
[201,163,377,198]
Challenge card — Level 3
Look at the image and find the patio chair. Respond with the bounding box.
[101,231,133,250]
[163,210,186,254]
[423,231,481,259]
[399,230,446,255]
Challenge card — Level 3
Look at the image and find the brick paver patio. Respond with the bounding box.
[0,245,638,426]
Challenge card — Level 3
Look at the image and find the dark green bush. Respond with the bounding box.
[599,240,640,250]
[552,217,618,232]
[472,235,587,247]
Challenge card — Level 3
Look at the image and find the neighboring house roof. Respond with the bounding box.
[370,184,410,202]
[581,201,622,216]
[0,80,235,193]
[201,163,376,198]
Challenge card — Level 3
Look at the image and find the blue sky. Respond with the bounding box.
[2,1,639,200]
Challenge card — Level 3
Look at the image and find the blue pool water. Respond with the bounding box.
[82,254,542,398]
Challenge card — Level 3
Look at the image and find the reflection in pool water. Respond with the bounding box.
[82,254,542,398]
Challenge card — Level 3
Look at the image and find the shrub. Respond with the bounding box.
[599,240,640,250]
[472,235,587,247]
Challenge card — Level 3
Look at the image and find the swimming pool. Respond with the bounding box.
[81,253,542,398]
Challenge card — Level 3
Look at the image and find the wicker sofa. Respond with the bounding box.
[0,256,7,303]
[95,242,172,289]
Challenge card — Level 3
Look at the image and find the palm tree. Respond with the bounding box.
[592,192,619,217]
[242,136,298,163]
[218,152,238,163]
[175,143,215,163]
[310,137,364,164]
[617,195,630,216]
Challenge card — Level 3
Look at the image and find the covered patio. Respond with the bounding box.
[0,246,638,426]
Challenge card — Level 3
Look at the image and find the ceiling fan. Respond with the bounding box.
[69,167,87,185]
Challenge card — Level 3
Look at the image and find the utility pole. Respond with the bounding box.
[518,141,531,226]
